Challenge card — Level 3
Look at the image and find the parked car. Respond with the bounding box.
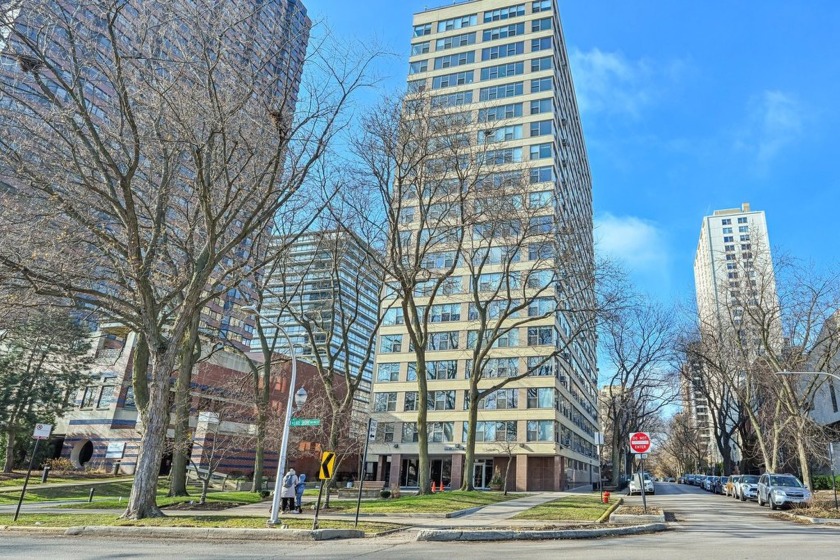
[737,474,760,501]
[725,475,740,497]
[757,473,812,510]
[716,476,729,495]
[628,473,655,495]
[704,476,717,492]
[695,475,705,487]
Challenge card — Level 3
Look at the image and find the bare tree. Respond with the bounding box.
[601,296,680,486]
[661,411,707,476]
[0,1,376,518]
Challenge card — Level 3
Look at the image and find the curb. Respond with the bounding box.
[416,522,668,542]
[776,512,840,526]
[1,525,67,535]
[61,525,364,540]
[596,498,623,523]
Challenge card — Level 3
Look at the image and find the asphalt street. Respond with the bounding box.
[2,483,838,559]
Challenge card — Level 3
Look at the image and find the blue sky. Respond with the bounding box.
[303,0,840,305]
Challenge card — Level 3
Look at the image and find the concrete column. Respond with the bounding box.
[553,456,562,491]
[559,456,567,490]
[389,453,402,487]
[377,455,387,481]
[515,454,528,492]
[450,453,462,489]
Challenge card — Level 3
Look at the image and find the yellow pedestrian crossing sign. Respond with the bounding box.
[319,450,335,480]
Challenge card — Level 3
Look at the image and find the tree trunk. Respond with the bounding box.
[503,453,513,495]
[415,356,431,495]
[610,437,621,487]
[460,385,479,491]
[3,430,15,473]
[323,410,341,508]
[795,427,813,489]
[122,352,173,519]
[252,406,267,492]
[200,476,210,504]
[169,318,200,497]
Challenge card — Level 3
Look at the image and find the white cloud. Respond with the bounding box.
[735,90,803,166]
[569,48,684,118]
[595,213,671,291]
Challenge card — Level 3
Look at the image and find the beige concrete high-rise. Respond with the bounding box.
[367,0,598,491]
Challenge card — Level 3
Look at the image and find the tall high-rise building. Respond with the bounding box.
[692,202,779,465]
[256,230,381,405]
[694,202,778,336]
[367,0,598,491]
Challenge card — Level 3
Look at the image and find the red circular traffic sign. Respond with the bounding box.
[629,432,651,454]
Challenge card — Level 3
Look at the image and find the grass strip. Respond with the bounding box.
[0,513,398,535]
[324,490,515,514]
[512,494,611,522]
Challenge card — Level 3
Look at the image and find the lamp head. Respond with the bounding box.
[294,387,308,408]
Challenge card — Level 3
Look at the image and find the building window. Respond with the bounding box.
[529,143,552,160]
[530,120,552,136]
[532,36,552,52]
[721,218,731,225]
[478,124,523,143]
[432,71,474,90]
[374,392,397,412]
[527,356,553,376]
[528,191,552,209]
[409,60,428,74]
[97,384,116,408]
[739,225,749,233]
[377,363,401,382]
[526,420,554,441]
[411,41,430,56]
[737,217,748,224]
[481,41,525,61]
[432,91,473,107]
[527,387,555,408]
[528,297,554,317]
[479,81,524,101]
[402,422,418,442]
[434,51,475,70]
[430,303,461,323]
[474,389,519,411]
[380,334,402,353]
[532,17,552,32]
[428,422,454,442]
[382,308,404,326]
[436,32,477,51]
[376,422,395,443]
[532,0,552,12]
[484,4,526,23]
[527,326,554,345]
[469,420,517,442]
[467,329,519,348]
[428,390,456,411]
[413,23,431,37]
[529,166,553,183]
[404,392,418,412]
[438,14,478,33]
[530,98,552,114]
[723,236,733,242]
[483,22,525,42]
[528,215,553,234]
[722,227,733,234]
[531,56,553,72]
[830,382,839,413]
[531,77,553,93]
[480,61,525,81]
[478,103,523,122]
[425,331,459,351]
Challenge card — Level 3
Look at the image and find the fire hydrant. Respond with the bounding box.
[602,491,610,504]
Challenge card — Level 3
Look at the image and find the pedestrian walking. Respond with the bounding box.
[294,473,307,513]
[280,468,298,513]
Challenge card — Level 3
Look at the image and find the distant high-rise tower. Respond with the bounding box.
[367,0,598,491]
[692,202,779,465]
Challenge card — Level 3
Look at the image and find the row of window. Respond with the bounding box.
[720,217,748,225]
[375,419,557,444]
[379,325,558,353]
[721,225,750,234]
[382,296,557,327]
[428,57,553,89]
[377,355,555,383]
[376,387,558,412]
[414,15,553,52]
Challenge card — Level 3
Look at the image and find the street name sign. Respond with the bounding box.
[629,432,652,454]
[290,418,321,427]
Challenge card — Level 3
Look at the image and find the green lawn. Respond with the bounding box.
[511,494,610,522]
[325,490,516,514]
[0,479,263,508]
[0,513,399,535]
[0,475,122,488]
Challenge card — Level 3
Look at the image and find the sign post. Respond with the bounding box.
[629,432,652,513]
[312,450,335,530]
[354,418,377,527]
[829,442,838,511]
[14,424,52,522]
[594,432,605,500]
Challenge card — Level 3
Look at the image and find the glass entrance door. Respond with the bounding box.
[472,459,494,489]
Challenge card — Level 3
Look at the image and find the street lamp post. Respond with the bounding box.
[243,305,308,525]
